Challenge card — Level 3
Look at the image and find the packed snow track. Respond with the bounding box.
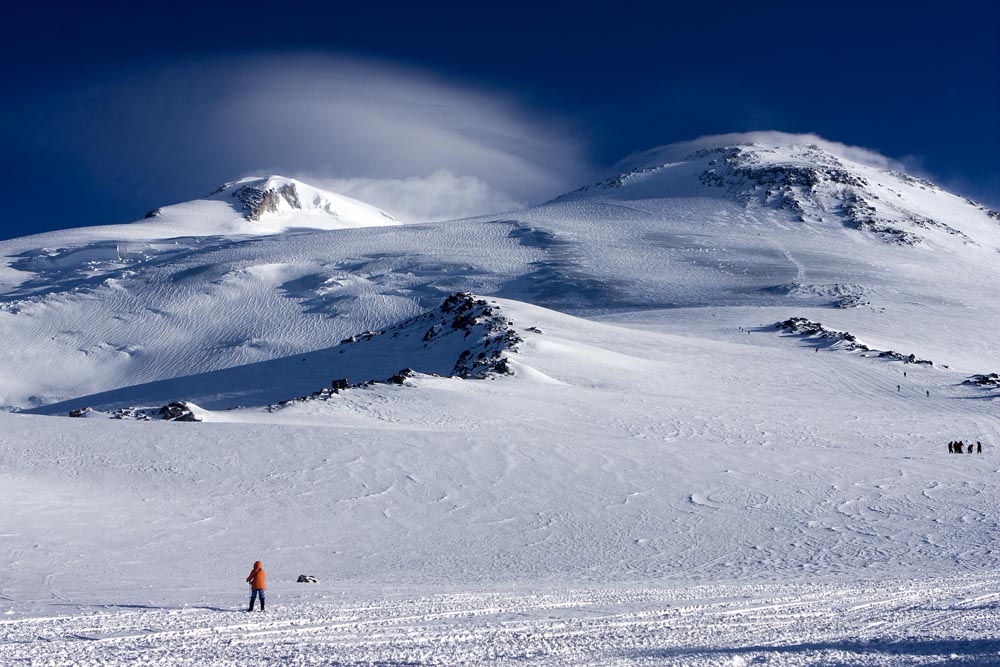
[4,577,1000,666]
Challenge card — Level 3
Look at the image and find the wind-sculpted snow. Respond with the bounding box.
[33,293,524,415]
[2,136,1000,407]
[6,133,1000,665]
[4,285,1000,664]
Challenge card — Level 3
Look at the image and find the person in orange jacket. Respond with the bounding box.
[246,560,266,612]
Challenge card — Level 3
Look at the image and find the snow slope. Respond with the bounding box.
[3,294,1000,663]
[2,136,999,409]
[2,133,1000,664]
[32,292,523,414]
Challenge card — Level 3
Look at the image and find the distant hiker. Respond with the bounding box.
[948,441,954,453]
[978,441,983,454]
[926,390,930,397]
[903,371,907,378]
[969,444,974,455]
[956,441,964,454]
[897,385,900,392]
[247,560,266,612]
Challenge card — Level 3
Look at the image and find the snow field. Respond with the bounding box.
[2,135,1000,664]
[2,299,998,607]
[4,577,1000,665]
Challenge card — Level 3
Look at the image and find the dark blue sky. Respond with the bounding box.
[2,0,997,238]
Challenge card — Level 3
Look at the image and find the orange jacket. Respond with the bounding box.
[246,561,266,589]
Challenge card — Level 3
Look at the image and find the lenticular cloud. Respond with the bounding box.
[55,54,591,222]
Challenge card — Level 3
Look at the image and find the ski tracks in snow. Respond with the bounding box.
[4,577,1000,666]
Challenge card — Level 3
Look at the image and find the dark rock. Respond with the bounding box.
[231,182,302,221]
[388,368,416,385]
[965,373,1000,388]
[268,292,523,411]
[296,575,318,583]
[777,317,931,365]
[158,401,201,422]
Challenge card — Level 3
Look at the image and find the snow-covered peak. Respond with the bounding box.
[203,175,398,228]
[0,176,401,258]
[556,132,1000,247]
[613,131,897,173]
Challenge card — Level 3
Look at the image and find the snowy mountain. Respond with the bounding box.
[4,133,1000,664]
[200,175,399,230]
[2,134,998,409]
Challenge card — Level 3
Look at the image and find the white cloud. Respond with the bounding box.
[301,170,525,222]
[52,54,593,219]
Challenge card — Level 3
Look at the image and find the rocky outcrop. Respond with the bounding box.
[69,401,202,421]
[158,401,201,422]
[231,182,302,221]
[694,146,931,245]
[560,142,978,247]
[964,373,1000,388]
[776,317,933,365]
[270,293,523,411]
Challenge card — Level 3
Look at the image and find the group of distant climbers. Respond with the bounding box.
[948,440,982,454]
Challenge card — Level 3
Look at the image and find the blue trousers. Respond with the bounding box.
[249,588,265,609]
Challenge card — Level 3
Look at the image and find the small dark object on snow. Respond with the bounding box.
[297,575,318,583]
[331,378,350,392]
[978,441,983,454]
[526,326,543,334]
[69,407,92,418]
[388,368,416,385]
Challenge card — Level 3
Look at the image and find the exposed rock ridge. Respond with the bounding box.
[964,373,1000,389]
[776,317,933,365]
[69,401,202,422]
[230,182,303,221]
[270,292,523,410]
